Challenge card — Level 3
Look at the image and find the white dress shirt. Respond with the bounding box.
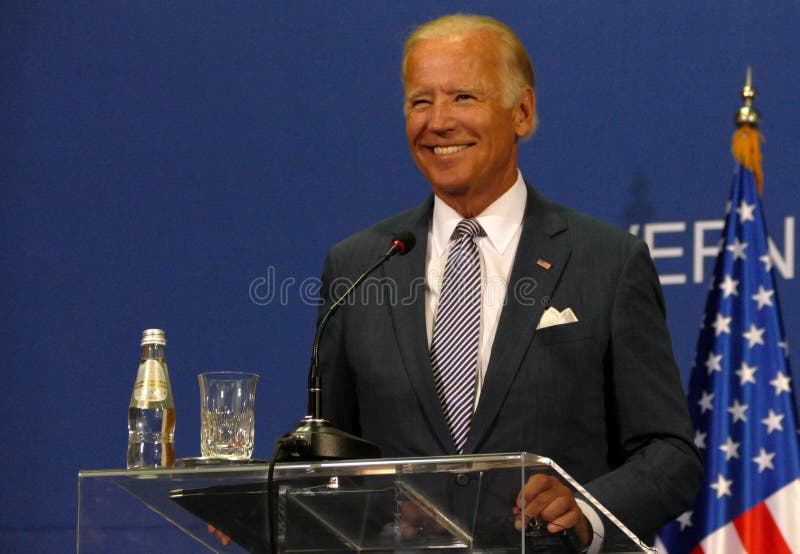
[425,171,527,406]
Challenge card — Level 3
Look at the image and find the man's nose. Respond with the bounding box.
[427,102,455,133]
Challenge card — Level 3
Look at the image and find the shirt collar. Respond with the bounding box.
[432,170,527,256]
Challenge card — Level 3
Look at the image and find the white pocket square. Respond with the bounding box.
[536,306,579,330]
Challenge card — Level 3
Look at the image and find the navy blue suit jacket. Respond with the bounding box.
[318,186,702,540]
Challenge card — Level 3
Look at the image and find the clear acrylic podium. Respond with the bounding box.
[77,452,654,553]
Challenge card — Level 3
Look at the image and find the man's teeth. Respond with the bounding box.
[433,145,469,155]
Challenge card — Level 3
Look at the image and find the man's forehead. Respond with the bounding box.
[404,55,499,99]
[406,33,501,74]
[411,30,500,53]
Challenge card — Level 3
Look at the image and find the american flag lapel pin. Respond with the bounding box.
[536,258,552,270]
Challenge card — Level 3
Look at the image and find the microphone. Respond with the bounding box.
[387,230,416,257]
[275,230,416,461]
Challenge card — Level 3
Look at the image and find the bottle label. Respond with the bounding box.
[133,360,169,402]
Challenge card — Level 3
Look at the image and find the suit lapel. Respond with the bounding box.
[383,197,457,453]
[464,186,572,453]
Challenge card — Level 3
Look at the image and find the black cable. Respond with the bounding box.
[267,440,286,553]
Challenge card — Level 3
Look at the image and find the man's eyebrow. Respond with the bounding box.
[406,86,484,99]
[406,89,429,100]
[453,86,483,97]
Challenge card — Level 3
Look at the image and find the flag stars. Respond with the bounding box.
[712,313,732,336]
[698,391,714,413]
[752,448,776,473]
[676,510,693,531]
[736,200,756,222]
[680,156,799,544]
[761,409,785,434]
[705,353,723,374]
[770,371,791,395]
[719,436,741,460]
[710,473,733,499]
[727,399,749,423]
[742,324,766,348]
[719,275,740,298]
[694,430,707,449]
[735,362,757,385]
[726,237,748,260]
[751,285,775,310]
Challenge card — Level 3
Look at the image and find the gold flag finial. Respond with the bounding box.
[732,67,764,193]
[735,66,760,128]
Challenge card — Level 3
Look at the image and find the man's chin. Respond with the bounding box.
[424,172,473,196]
[431,181,472,198]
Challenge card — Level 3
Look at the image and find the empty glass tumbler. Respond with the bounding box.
[198,371,259,459]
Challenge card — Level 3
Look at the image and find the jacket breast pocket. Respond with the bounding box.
[532,319,594,346]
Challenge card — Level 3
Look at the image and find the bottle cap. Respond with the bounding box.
[141,328,167,346]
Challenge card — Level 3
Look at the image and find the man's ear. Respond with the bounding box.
[514,87,536,138]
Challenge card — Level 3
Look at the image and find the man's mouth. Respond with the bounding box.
[431,144,470,155]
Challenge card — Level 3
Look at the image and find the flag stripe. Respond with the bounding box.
[764,478,800,552]
[700,520,745,553]
[733,501,791,554]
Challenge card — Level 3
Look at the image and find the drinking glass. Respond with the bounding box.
[198,371,259,459]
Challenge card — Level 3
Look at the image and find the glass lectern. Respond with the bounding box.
[77,452,655,553]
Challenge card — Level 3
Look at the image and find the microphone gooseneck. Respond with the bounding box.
[275,230,415,461]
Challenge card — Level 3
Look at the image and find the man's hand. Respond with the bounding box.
[207,524,231,547]
[513,474,591,548]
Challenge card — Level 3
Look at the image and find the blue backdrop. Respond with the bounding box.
[2,2,798,550]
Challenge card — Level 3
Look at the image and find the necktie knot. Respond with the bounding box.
[451,218,485,240]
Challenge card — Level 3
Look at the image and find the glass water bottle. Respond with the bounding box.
[126,329,176,468]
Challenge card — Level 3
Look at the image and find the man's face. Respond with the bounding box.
[404,32,534,214]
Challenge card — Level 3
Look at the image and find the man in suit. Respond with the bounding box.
[318,14,702,550]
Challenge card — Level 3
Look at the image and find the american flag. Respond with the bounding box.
[658,134,800,553]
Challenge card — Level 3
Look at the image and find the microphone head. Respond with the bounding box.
[390,230,416,256]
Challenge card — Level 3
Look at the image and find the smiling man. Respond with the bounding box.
[317,14,702,551]
[403,28,534,218]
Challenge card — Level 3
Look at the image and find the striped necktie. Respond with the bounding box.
[430,218,485,453]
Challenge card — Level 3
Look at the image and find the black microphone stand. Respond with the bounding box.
[275,236,412,461]
[267,234,413,553]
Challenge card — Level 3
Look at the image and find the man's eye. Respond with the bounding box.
[456,94,475,101]
[410,99,430,108]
